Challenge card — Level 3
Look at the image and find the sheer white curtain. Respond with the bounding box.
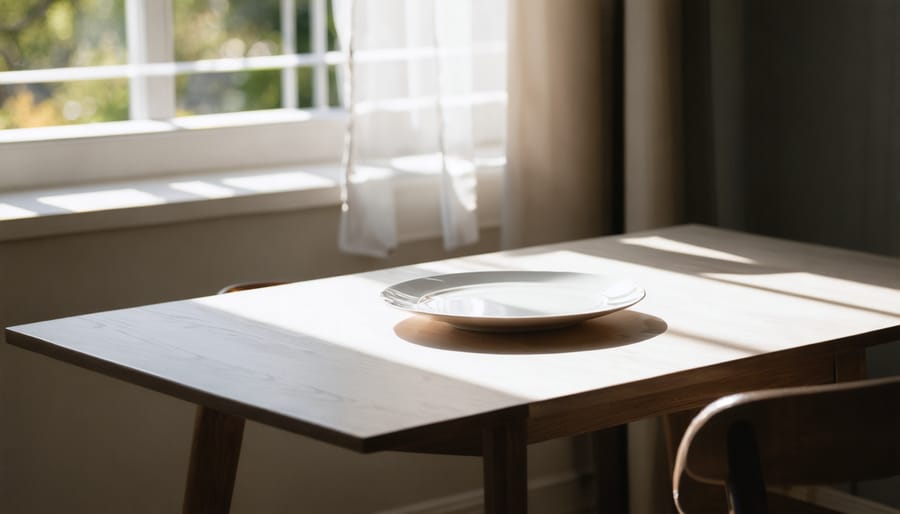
[333,0,505,257]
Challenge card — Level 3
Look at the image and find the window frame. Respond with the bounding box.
[0,0,343,192]
[0,110,347,191]
[0,0,507,194]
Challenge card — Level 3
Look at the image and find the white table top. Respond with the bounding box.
[8,225,900,452]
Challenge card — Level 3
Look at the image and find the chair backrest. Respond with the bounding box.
[673,376,900,513]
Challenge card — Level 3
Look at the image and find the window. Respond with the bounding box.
[1,0,342,126]
[0,0,347,190]
[1,0,506,197]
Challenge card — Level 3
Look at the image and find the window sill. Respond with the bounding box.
[0,158,504,244]
[0,110,349,191]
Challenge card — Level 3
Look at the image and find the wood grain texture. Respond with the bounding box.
[3,297,526,453]
[6,225,900,454]
[527,349,838,443]
[182,406,245,514]
[674,376,900,513]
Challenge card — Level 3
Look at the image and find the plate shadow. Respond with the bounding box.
[393,310,667,355]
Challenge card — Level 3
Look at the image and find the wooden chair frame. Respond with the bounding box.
[673,376,900,514]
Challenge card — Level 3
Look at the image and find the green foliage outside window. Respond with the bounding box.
[0,0,128,128]
[0,0,334,130]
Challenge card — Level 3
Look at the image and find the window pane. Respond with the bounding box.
[176,70,281,116]
[328,65,340,107]
[174,0,282,61]
[326,0,338,51]
[0,0,126,72]
[296,0,337,53]
[0,1,127,129]
[296,0,311,54]
[297,67,313,108]
[0,80,129,129]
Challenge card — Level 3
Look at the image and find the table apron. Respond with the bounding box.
[526,349,840,444]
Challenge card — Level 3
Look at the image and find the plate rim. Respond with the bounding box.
[380,270,646,322]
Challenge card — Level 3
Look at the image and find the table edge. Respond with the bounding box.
[5,326,528,454]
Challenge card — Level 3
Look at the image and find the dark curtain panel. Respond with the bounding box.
[683,3,900,506]
[682,0,717,225]
[685,0,900,258]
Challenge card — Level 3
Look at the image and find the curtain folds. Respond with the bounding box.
[624,0,684,232]
[504,0,614,248]
[335,0,504,257]
[504,0,684,248]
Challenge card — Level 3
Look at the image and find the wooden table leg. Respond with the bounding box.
[834,347,867,495]
[482,420,527,514]
[182,405,246,514]
[591,425,629,513]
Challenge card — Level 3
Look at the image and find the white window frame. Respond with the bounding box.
[0,0,345,192]
[1,1,507,196]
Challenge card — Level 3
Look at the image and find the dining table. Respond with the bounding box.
[6,224,900,514]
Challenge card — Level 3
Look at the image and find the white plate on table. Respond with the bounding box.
[381,271,645,332]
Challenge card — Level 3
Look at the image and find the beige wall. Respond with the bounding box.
[0,206,579,513]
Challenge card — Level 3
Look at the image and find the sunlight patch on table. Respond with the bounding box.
[465,249,650,277]
[620,236,757,264]
[703,271,900,316]
[189,273,673,401]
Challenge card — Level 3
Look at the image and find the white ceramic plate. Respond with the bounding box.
[381,271,645,332]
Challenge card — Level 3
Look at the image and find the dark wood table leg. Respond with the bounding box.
[182,405,246,514]
[482,419,527,514]
[834,347,866,495]
[591,425,629,513]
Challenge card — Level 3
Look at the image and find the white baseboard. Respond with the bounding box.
[373,471,592,514]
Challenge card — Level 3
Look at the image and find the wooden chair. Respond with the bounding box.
[673,376,900,514]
